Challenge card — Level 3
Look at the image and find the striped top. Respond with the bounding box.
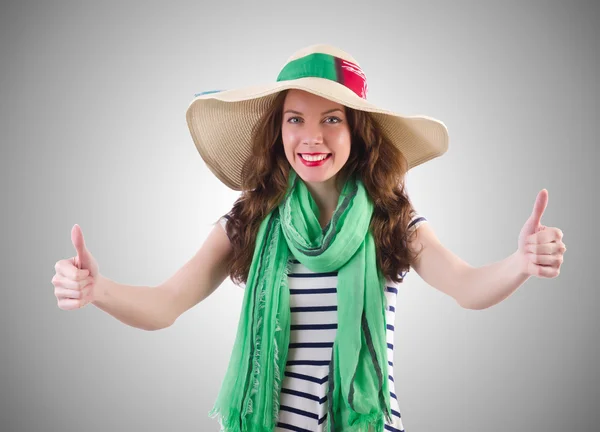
[218,213,427,432]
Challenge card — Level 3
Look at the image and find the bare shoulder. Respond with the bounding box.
[158,220,233,325]
[407,219,440,267]
[406,218,472,304]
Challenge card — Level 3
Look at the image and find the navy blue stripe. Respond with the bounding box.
[285,371,328,385]
[387,324,395,331]
[291,306,337,312]
[287,360,331,366]
[289,288,337,295]
[276,422,313,432]
[386,286,398,294]
[384,424,404,432]
[317,412,328,425]
[288,271,338,278]
[390,392,397,400]
[289,342,334,349]
[388,374,394,382]
[279,405,318,420]
[408,216,427,230]
[389,305,396,312]
[392,409,402,418]
[387,343,394,350]
[388,360,394,367]
[291,323,337,330]
[280,387,326,403]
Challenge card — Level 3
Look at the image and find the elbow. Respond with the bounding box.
[146,318,175,331]
[457,298,491,311]
[458,299,481,310]
[457,297,476,310]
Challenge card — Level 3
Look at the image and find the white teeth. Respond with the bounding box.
[300,154,329,161]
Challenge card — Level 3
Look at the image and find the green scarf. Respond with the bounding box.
[209,170,392,432]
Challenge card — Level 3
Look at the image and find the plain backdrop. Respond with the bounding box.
[0,0,598,431]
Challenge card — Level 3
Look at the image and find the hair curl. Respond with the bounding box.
[215,89,423,287]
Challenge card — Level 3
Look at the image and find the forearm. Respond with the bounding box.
[91,274,174,331]
[459,251,531,310]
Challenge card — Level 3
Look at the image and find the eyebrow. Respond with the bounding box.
[283,108,343,115]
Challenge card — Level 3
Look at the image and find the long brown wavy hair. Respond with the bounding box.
[215,89,424,286]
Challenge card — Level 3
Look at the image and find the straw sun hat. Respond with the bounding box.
[185,43,449,191]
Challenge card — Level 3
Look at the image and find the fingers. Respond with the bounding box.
[55,259,90,280]
[54,276,94,310]
[52,274,94,291]
[524,241,566,255]
[57,297,87,311]
[526,227,563,244]
[54,287,83,299]
[526,252,564,267]
[528,261,561,278]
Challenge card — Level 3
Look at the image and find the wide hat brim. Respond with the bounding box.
[186,76,448,191]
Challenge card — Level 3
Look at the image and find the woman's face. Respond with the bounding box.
[281,89,351,185]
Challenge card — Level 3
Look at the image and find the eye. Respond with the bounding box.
[286,116,342,124]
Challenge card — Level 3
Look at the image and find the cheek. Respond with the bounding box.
[329,133,351,157]
[281,139,295,161]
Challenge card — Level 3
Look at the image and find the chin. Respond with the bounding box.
[296,169,336,184]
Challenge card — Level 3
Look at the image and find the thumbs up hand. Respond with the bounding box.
[52,224,101,310]
[516,189,566,278]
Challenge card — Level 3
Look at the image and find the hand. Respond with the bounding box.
[52,224,101,310]
[516,189,566,278]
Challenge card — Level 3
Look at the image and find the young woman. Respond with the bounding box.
[53,43,566,432]
[184,43,449,432]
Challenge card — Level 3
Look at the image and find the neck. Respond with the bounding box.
[304,171,349,227]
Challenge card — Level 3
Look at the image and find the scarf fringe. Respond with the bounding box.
[245,287,267,417]
[347,410,385,432]
[272,258,294,424]
[208,407,276,432]
[245,219,284,428]
[208,407,241,432]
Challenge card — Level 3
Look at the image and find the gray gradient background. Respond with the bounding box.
[0,0,597,431]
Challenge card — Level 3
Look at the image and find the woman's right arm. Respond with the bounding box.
[91,221,233,330]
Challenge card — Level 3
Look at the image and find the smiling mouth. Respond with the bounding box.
[298,153,332,160]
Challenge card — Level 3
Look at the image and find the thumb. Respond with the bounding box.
[530,189,548,227]
[71,224,91,269]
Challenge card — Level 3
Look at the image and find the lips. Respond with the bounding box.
[298,153,332,166]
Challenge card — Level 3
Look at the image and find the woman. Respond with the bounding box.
[187,43,447,432]
[211,89,425,431]
[53,43,566,432]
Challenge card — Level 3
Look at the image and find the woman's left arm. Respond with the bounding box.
[409,189,566,310]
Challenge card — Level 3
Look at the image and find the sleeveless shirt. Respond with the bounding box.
[217,213,427,432]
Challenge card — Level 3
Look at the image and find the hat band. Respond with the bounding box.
[276,53,368,99]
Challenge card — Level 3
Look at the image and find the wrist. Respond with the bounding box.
[91,273,110,305]
[512,250,531,278]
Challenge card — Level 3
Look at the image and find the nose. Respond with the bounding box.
[301,123,324,148]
